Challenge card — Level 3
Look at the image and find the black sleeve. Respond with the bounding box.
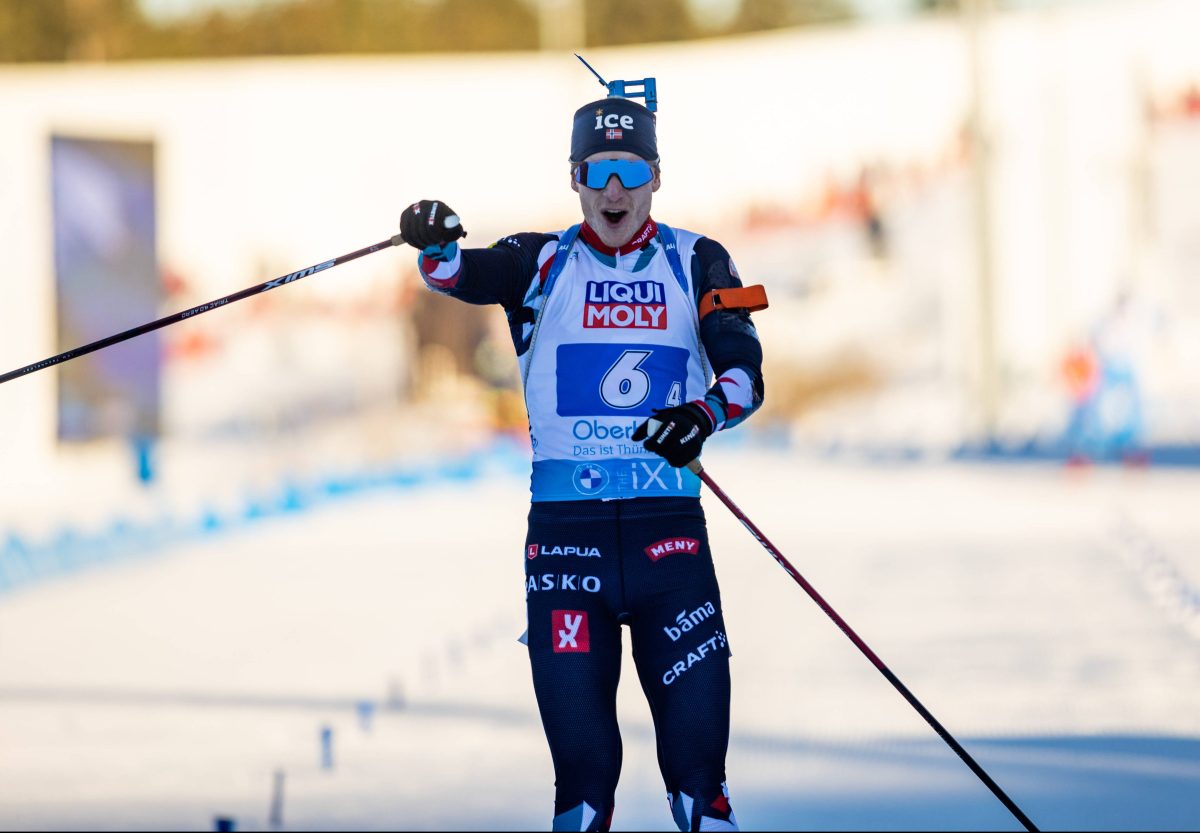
[691,237,765,396]
[445,232,558,313]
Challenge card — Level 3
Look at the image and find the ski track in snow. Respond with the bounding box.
[1,448,1198,831]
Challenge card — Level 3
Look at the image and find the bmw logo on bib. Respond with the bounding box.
[573,463,610,496]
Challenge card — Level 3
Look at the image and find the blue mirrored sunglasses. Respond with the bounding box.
[574,159,655,190]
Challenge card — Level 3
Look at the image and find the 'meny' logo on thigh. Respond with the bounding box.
[552,610,590,653]
[645,537,700,562]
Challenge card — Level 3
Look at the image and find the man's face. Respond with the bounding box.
[571,150,660,248]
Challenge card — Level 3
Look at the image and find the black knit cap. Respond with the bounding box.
[570,97,657,163]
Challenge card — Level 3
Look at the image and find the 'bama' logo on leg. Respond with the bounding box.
[644,537,700,562]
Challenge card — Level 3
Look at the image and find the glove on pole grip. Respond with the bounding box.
[398,199,467,249]
[635,406,713,469]
[645,418,706,475]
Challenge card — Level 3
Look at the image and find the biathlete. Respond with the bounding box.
[398,75,767,832]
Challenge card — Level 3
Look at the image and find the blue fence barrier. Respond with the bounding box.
[0,440,529,598]
[3,433,1198,598]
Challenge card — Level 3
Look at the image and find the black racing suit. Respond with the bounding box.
[418,219,763,831]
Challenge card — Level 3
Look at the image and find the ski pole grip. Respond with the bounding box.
[644,419,704,474]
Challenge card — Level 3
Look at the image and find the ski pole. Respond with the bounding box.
[0,234,406,386]
[688,457,1039,832]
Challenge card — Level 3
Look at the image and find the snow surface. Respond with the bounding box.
[1,446,1199,831]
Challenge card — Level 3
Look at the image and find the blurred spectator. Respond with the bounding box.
[1060,291,1149,465]
[1091,291,1148,464]
[851,166,888,259]
[1183,83,1200,118]
[1059,341,1101,464]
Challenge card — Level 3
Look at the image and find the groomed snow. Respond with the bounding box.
[1,447,1198,831]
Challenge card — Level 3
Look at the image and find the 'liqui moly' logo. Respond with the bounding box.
[583,280,667,329]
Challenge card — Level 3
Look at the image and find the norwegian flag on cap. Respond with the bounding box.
[605,127,623,140]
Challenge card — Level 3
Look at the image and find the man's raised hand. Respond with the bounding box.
[399,199,467,258]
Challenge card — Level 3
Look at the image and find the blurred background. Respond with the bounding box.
[1,1,1199,830]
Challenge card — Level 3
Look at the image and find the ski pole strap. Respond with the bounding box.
[698,285,769,321]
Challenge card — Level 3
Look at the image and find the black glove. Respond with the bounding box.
[632,403,715,469]
[398,199,468,250]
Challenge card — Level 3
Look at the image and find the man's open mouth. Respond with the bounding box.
[601,209,627,226]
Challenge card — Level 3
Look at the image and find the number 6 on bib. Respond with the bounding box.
[555,343,690,417]
[600,350,652,409]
